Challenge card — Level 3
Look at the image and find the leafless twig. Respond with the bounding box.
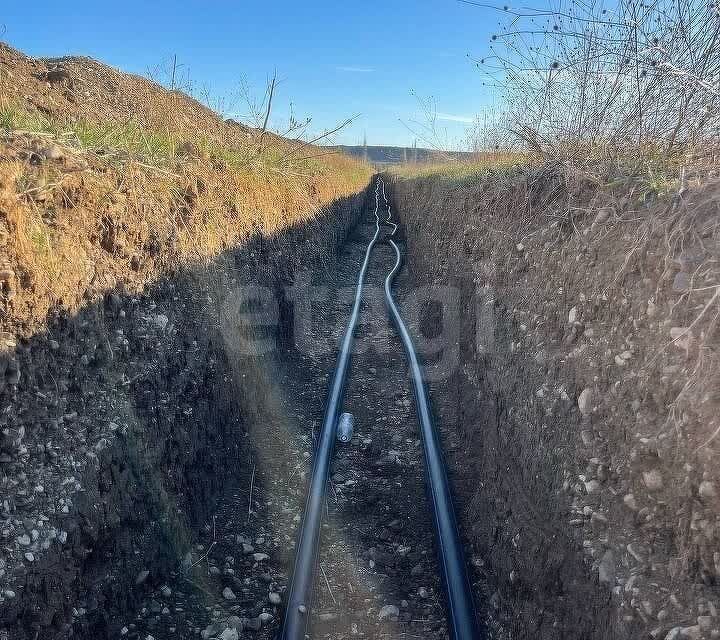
[247,462,256,525]
[320,563,336,604]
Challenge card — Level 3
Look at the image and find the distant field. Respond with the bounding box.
[328,144,477,166]
[388,152,528,180]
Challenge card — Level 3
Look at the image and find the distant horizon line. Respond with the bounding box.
[325,142,474,153]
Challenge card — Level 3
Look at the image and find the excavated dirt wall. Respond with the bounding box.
[0,187,369,639]
[388,167,720,640]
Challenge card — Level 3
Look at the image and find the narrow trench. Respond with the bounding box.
[26,182,627,640]
[111,190,455,640]
[270,183,626,640]
[285,216,452,638]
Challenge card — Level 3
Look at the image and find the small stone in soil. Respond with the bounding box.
[227,616,244,630]
[643,469,664,491]
[379,604,400,620]
[623,493,638,510]
[699,481,717,500]
[578,388,593,416]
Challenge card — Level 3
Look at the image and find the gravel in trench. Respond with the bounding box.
[119,199,459,639]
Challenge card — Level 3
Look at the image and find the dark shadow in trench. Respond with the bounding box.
[0,188,367,639]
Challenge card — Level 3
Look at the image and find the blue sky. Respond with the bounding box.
[1,1,500,148]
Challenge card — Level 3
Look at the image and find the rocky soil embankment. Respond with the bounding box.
[0,176,367,638]
[389,165,720,640]
[0,40,372,638]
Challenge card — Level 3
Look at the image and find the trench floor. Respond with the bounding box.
[119,206,469,639]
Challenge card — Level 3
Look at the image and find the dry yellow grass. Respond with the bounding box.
[388,152,529,181]
[0,41,373,338]
[1,113,371,334]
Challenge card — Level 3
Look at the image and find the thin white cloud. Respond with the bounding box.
[335,65,374,73]
[436,112,475,124]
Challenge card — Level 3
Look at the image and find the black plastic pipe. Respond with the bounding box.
[381,183,484,640]
[279,180,384,640]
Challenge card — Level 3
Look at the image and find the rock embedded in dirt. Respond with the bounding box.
[0,269,16,303]
[578,388,593,416]
[580,429,594,447]
[318,612,338,622]
[176,141,200,157]
[699,481,717,500]
[226,616,244,630]
[697,616,713,631]
[222,586,236,600]
[219,628,239,640]
[624,493,638,510]
[202,622,226,639]
[41,143,64,161]
[584,479,601,494]
[670,326,693,351]
[594,207,614,224]
[643,469,664,492]
[268,591,281,605]
[153,314,169,330]
[378,604,400,620]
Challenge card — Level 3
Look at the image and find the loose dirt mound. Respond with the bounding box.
[1,42,253,149]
